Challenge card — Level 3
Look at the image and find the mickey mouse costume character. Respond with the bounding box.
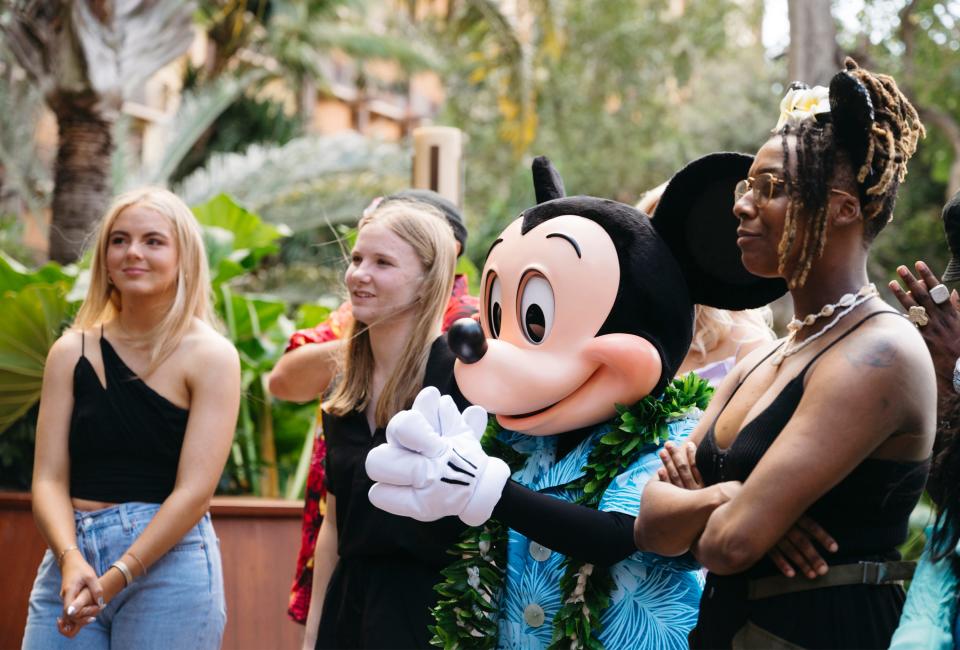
[366,154,785,649]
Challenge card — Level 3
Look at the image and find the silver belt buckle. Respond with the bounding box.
[860,561,885,584]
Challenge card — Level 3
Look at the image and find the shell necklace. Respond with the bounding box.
[771,283,878,367]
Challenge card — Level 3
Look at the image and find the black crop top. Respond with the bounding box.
[69,331,189,503]
[695,311,929,572]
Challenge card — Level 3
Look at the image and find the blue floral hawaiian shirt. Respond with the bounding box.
[496,417,703,650]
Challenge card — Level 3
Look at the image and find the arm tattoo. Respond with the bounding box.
[845,339,897,368]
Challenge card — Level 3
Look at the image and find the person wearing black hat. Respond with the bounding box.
[268,189,478,634]
[639,59,935,648]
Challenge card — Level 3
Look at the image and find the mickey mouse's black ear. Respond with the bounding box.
[829,59,875,171]
[532,156,566,204]
[652,152,787,309]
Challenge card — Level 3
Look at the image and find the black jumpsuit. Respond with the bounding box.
[316,336,468,649]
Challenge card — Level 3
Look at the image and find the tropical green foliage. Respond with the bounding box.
[0,270,74,431]
[0,253,76,484]
[177,132,409,231]
[431,0,781,267]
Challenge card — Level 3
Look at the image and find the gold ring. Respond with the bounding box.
[908,305,929,327]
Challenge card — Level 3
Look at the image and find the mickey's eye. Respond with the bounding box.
[486,273,502,338]
[518,273,554,344]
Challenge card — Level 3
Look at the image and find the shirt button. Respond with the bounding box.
[528,541,552,562]
[523,603,545,628]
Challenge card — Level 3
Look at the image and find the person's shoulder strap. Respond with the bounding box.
[800,310,900,374]
[80,329,85,357]
[714,341,785,412]
[743,342,783,380]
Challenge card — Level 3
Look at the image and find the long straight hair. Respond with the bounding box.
[324,200,457,428]
[73,187,215,375]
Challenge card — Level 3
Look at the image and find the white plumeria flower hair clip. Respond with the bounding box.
[773,83,831,132]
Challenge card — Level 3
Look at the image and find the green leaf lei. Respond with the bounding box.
[430,374,713,650]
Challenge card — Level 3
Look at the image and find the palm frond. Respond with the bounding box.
[0,52,50,222]
[442,0,564,154]
[293,23,440,71]
[175,132,409,229]
[70,0,196,99]
[137,68,270,187]
[0,1,62,87]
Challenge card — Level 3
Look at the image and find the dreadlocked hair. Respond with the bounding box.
[775,58,925,289]
[843,58,925,229]
[777,121,836,289]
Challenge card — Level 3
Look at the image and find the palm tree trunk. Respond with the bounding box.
[787,0,840,86]
[48,100,113,264]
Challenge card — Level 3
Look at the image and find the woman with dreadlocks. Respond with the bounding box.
[635,58,934,648]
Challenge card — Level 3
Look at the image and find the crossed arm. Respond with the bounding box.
[636,324,934,575]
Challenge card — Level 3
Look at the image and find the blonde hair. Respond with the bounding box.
[688,305,774,358]
[636,181,668,216]
[73,187,215,374]
[324,200,457,428]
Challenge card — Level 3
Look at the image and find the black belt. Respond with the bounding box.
[746,561,915,600]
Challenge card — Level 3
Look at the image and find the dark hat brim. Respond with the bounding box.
[652,152,788,310]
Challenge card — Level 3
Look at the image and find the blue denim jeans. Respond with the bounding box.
[22,502,226,650]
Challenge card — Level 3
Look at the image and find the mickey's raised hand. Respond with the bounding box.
[366,387,510,526]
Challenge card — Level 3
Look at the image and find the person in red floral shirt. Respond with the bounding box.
[267,190,478,625]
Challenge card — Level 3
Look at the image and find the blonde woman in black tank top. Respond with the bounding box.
[24,188,240,649]
[635,60,935,648]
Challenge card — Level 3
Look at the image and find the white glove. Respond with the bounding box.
[366,387,511,526]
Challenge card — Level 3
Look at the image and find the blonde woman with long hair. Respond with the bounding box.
[23,188,240,649]
[303,200,466,650]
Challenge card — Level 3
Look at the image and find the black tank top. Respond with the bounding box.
[68,329,189,503]
[695,311,929,570]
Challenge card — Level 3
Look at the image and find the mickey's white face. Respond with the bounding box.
[455,215,662,436]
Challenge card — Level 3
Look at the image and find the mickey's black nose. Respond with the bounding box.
[447,318,487,364]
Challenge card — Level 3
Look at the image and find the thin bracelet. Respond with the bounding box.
[57,545,79,567]
[126,550,147,577]
[110,559,133,587]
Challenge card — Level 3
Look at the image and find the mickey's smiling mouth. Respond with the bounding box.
[508,399,562,419]
[500,368,600,421]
